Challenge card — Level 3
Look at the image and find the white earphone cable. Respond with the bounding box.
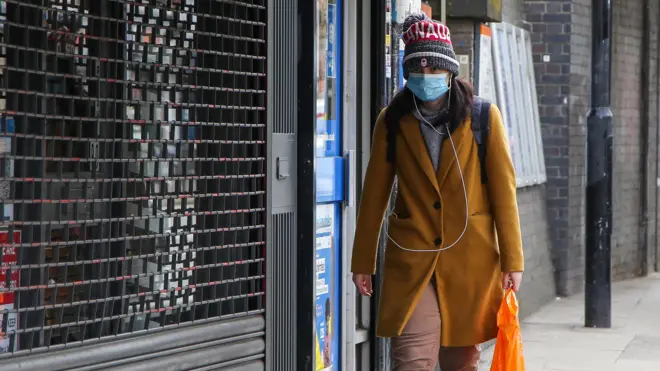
[385,95,470,253]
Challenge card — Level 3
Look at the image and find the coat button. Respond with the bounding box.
[433,201,441,210]
[434,237,442,246]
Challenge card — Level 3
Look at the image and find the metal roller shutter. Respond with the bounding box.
[0,0,267,368]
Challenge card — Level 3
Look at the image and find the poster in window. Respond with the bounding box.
[495,26,518,170]
[315,204,339,370]
[327,4,336,79]
[0,118,13,221]
[477,24,497,104]
[0,230,19,353]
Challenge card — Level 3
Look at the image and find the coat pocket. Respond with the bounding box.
[467,213,499,256]
[386,213,416,236]
[384,214,427,258]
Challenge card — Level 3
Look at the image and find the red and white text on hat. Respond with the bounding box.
[402,21,452,46]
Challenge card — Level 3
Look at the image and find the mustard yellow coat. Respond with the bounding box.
[351,103,524,347]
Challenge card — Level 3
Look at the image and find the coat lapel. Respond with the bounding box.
[399,115,441,194]
[437,120,470,187]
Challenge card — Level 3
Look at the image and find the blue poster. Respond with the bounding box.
[316,119,340,158]
[327,4,336,79]
[1,118,13,222]
[315,204,339,370]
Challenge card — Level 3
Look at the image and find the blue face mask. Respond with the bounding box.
[406,73,450,102]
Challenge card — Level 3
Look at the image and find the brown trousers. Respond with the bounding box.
[391,282,481,371]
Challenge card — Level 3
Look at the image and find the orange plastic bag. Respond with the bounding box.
[490,289,525,371]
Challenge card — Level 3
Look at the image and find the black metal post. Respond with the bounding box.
[370,0,390,368]
[585,0,613,329]
[372,0,387,121]
[297,0,317,369]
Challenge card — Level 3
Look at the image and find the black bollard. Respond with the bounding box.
[585,0,613,329]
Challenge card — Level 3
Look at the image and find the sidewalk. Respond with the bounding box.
[479,273,660,371]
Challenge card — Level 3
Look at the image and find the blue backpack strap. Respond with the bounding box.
[471,96,491,184]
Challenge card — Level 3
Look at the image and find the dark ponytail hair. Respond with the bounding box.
[383,76,474,163]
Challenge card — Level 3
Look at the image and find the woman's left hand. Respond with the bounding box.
[502,271,523,292]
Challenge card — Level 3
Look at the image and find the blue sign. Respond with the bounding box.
[327,4,337,79]
[316,156,345,204]
[314,204,341,371]
[316,119,340,158]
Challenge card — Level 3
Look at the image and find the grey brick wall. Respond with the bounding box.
[649,1,660,273]
[526,0,660,290]
[502,0,524,23]
[611,0,644,279]
[524,0,575,295]
[567,0,590,295]
[611,0,660,278]
[516,186,555,318]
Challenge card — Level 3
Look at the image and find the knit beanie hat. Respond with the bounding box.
[401,13,460,79]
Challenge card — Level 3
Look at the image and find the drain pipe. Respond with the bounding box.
[655,3,660,273]
[639,0,651,276]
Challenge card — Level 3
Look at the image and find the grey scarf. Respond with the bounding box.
[413,104,448,172]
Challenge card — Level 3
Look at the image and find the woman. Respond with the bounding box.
[351,13,524,371]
